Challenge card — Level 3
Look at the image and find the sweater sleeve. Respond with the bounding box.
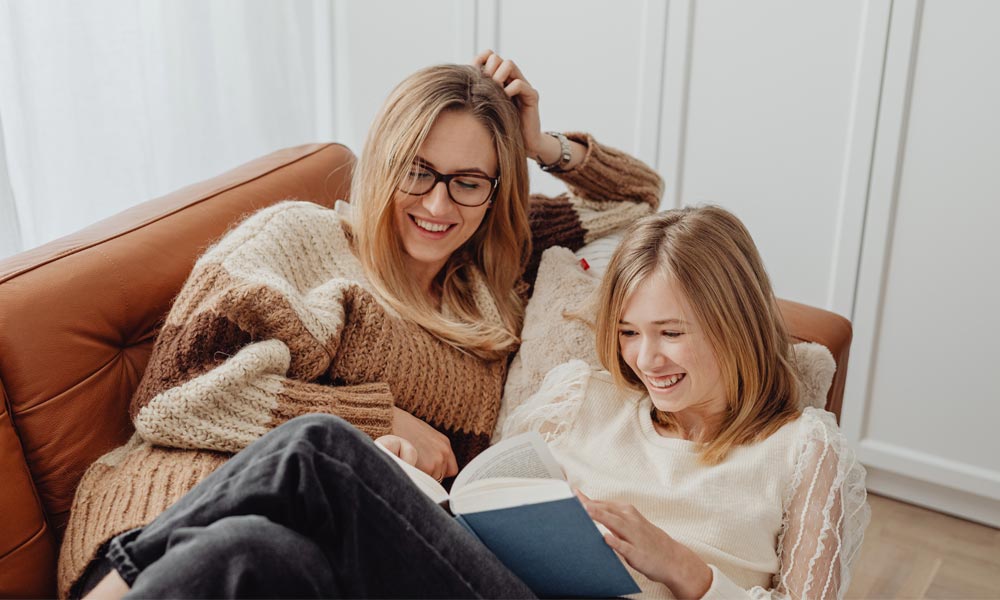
[701,409,870,600]
[499,360,591,442]
[523,133,663,288]
[130,203,395,453]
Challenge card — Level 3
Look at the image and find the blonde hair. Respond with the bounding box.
[349,64,531,360]
[594,206,800,464]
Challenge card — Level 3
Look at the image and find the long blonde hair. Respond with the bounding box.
[349,64,531,360]
[594,206,800,464]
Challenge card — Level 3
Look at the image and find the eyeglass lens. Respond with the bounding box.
[400,164,493,206]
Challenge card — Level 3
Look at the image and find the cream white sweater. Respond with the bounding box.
[502,361,869,600]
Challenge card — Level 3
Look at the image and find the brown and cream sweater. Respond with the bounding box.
[57,133,662,597]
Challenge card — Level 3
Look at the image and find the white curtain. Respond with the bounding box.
[0,0,336,260]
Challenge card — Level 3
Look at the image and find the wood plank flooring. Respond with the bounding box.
[847,493,1000,599]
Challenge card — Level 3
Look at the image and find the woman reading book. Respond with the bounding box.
[63,50,661,599]
[499,206,870,599]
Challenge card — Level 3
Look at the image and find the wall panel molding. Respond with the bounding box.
[455,1,477,60]
[475,0,499,56]
[827,0,892,318]
[840,0,923,449]
[634,0,669,170]
[834,0,1000,525]
[657,0,695,209]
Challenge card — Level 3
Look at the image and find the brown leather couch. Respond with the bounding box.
[0,143,852,598]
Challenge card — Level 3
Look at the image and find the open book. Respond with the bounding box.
[377,432,640,598]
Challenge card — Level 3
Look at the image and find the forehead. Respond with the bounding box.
[418,110,498,174]
[621,271,693,323]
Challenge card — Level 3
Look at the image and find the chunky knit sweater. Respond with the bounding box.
[502,363,870,600]
[57,133,662,598]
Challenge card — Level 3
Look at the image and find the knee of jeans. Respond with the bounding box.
[177,515,324,567]
[278,413,368,446]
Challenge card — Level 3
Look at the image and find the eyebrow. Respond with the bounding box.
[618,318,688,326]
[415,156,492,177]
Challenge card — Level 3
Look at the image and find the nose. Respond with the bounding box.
[423,181,453,216]
[635,338,665,373]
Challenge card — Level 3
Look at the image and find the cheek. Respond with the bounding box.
[618,339,639,370]
[460,209,490,240]
[689,347,722,385]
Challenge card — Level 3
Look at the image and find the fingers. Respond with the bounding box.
[445,449,460,478]
[424,434,458,482]
[391,407,458,481]
[375,435,420,467]
[374,435,402,452]
[397,438,419,466]
[581,497,645,542]
[587,504,631,539]
[474,50,530,90]
[502,79,538,105]
[471,48,493,67]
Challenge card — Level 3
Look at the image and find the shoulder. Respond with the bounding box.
[796,407,846,443]
[784,407,862,478]
[204,201,341,259]
[199,201,361,279]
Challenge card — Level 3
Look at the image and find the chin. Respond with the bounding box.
[647,392,686,414]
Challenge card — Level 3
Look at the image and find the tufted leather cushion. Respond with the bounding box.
[0,143,355,598]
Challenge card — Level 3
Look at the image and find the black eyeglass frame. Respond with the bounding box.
[398,163,499,208]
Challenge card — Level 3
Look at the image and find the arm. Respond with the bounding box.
[473,51,663,287]
[581,410,869,600]
[130,203,395,454]
[763,410,870,600]
[498,360,591,442]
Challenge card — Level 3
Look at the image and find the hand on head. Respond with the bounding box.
[472,50,547,161]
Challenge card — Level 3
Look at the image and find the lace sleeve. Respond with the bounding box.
[703,408,870,600]
[498,360,591,443]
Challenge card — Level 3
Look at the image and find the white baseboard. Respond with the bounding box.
[866,465,1000,528]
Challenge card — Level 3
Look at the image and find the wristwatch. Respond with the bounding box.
[538,131,572,173]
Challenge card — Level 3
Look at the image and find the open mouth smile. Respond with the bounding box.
[646,373,686,390]
[410,215,456,234]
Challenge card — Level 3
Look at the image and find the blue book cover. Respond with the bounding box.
[455,496,640,598]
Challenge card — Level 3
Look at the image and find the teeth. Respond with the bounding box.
[648,373,683,389]
[414,217,451,233]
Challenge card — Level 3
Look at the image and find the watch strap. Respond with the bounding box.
[538,131,572,173]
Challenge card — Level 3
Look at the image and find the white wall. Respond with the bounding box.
[840,0,1000,527]
[326,0,1000,526]
[3,0,997,525]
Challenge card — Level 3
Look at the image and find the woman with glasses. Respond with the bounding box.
[61,50,661,599]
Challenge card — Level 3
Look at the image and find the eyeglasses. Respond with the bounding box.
[398,162,498,207]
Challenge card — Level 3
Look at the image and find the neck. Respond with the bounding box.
[653,405,726,442]
[402,257,445,304]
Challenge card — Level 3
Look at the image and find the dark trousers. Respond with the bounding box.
[100,414,535,599]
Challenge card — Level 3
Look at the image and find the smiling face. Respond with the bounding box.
[393,110,497,289]
[617,270,727,424]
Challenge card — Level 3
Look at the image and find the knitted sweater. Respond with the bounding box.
[502,363,870,600]
[57,133,662,598]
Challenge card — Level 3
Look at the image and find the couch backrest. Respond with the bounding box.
[0,143,355,598]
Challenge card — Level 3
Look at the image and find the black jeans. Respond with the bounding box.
[101,414,535,599]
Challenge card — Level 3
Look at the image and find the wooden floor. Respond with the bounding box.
[847,493,1000,599]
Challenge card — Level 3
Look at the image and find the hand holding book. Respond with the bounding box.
[375,432,640,598]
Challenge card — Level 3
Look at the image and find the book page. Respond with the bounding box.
[452,432,563,492]
[450,477,574,515]
[375,441,449,505]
